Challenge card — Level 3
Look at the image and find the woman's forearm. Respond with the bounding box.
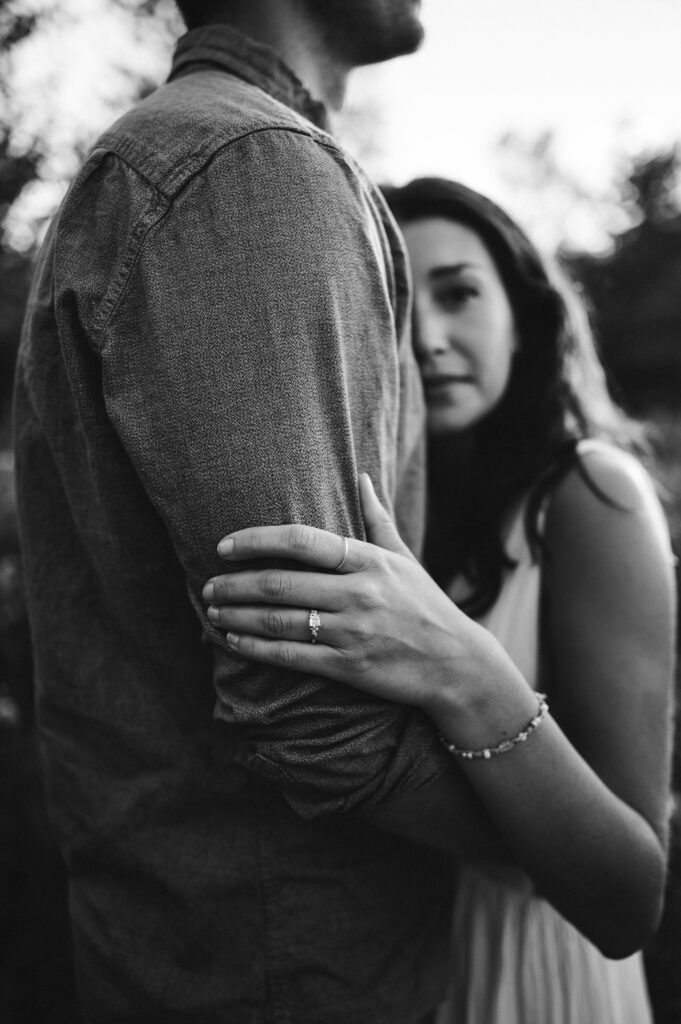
[357,762,514,863]
[423,638,667,958]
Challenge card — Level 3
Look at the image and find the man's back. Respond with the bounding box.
[14,26,453,1023]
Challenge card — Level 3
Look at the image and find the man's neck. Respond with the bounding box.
[213,1,350,110]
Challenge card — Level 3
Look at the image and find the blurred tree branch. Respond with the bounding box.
[0,1,179,441]
[0,133,39,218]
[0,9,39,53]
[623,146,681,226]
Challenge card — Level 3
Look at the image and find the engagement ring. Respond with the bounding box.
[308,609,321,644]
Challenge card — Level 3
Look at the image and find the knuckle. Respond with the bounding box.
[352,617,371,644]
[212,607,228,627]
[241,530,264,555]
[279,643,300,670]
[353,653,373,679]
[259,572,291,600]
[334,646,356,673]
[355,583,382,613]
[264,610,288,637]
[339,643,370,678]
[356,545,381,572]
[289,524,315,555]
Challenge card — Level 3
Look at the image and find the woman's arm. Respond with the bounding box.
[498,445,674,947]
[423,442,675,954]
[204,464,676,956]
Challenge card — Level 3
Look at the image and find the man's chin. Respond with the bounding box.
[361,19,425,66]
[364,23,421,65]
[308,0,425,69]
[391,0,425,57]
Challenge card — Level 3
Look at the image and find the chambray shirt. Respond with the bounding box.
[14,26,454,1024]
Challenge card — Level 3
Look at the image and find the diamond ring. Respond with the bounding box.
[308,609,321,644]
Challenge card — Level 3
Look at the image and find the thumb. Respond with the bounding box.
[358,474,415,560]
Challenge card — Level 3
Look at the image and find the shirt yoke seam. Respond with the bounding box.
[89,125,354,346]
[98,119,341,200]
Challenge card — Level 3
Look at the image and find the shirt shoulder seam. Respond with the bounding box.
[97,119,345,201]
[88,125,360,343]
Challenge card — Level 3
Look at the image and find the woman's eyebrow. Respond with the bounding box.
[429,262,482,281]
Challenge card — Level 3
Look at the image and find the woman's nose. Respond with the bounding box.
[413,304,451,359]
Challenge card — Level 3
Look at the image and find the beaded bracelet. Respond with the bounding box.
[440,693,549,761]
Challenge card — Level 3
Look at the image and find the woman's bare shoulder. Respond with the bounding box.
[544,440,672,563]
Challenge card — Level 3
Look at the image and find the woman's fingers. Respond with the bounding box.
[207,603,337,644]
[216,523,371,574]
[358,474,416,561]
[223,632,346,680]
[203,568,348,611]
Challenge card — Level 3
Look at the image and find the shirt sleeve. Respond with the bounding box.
[93,128,451,818]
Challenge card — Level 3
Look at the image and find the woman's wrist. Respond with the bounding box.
[440,693,549,761]
[421,621,539,751]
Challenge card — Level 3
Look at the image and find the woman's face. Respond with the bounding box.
[402,217,518,435]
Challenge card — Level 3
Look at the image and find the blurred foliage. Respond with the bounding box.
[569,146,681,411]
[0,126,39,442]
[0,10,39,53]
[0,0,178,440]
[495,130,631,251]
[0,138,39,210]
[625,146,681,227]
[0,128,39,443]
[111,0,169,13]
[497,132,681,415]
[0,249,31,442]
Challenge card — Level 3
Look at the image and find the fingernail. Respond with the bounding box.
[217,538,234,557]
[207,606,220,623]
[226,632,239,649]
[203,581,215,602]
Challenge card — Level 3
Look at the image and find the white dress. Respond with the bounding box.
[436,488,654,1024]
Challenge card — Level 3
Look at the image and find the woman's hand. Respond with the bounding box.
[203,475,494,714]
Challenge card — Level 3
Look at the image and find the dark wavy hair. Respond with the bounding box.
[384,177,645,615]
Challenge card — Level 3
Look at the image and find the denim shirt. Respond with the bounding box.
[14,25,454,1024]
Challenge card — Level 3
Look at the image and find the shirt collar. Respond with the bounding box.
[168,24,330,131]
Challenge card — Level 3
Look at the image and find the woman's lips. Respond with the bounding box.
[422,375,474,404]
[423,374,474,389]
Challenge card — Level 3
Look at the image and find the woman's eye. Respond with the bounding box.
[436,285,478,309]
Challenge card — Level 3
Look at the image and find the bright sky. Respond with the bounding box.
[6,0,681,252]
[342,0,681,249]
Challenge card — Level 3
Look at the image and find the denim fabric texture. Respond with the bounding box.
[13,24,454,1024]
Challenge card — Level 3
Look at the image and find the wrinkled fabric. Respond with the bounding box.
[13,24,454,1024]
